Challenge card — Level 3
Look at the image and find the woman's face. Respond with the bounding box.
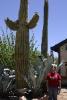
[51,66,57,72]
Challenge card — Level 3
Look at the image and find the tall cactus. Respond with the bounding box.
[41,0,48,58]
[5,0,39,89]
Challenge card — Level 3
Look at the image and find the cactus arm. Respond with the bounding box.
[28,13,39,29]
[5,18,19,30]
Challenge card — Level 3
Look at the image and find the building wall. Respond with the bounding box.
[60,43,67,76]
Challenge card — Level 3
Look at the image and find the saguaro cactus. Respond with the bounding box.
[5,0,39,89]
[41,0,48,58]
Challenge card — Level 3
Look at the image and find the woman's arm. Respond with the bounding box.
[58,80,61,89]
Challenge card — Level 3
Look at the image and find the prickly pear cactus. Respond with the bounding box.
[5,0,39,89]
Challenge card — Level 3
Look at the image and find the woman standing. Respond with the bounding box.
[46,64,61,100]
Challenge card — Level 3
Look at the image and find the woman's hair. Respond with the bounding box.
[51,64,57,67]
[51,64,57,69]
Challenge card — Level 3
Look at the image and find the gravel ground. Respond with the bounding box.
[57,88,67,100]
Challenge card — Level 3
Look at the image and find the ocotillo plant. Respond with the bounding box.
[41,0,48,58]
[5,0,39,89]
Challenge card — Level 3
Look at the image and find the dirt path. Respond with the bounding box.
[57,88,67,100]
[32,88,67,100]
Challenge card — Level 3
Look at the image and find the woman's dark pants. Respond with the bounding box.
[48,87,58,100]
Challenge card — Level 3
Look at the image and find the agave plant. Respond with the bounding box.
[25,55,53,91]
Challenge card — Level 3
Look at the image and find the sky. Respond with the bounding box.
[0,0,67,56]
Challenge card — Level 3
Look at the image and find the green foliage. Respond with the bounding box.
[29,34,41,65]
[0,30,40,69]
[0,30,15,69]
